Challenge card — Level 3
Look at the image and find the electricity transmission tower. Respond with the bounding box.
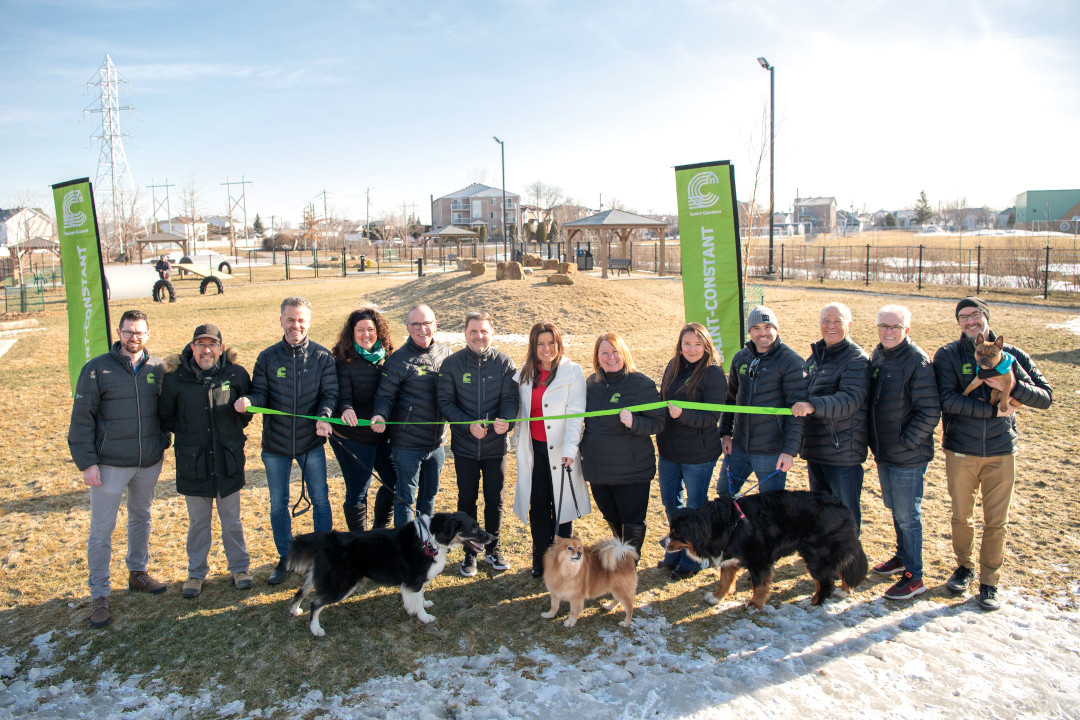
[85,54,137,259]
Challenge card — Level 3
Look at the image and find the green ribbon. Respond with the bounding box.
[245,400,792,427]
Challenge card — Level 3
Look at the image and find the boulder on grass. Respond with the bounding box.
[547,273,574,285]
[558,262,577,274]
[496,261,524,280]
[522,253,543,267]
[542,259,559,270]
[470,262,486,276]
[457,259,473,271]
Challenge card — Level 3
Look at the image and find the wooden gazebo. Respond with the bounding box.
[563,209,670,279]
[421,225,480,261]
[136,232,189,261]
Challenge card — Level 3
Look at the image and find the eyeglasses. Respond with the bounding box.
[193,342,221,350]
[877,324,905,332]
[119,329,149,339]
[408,321,434,330]
[957,310,984,322]
[748,358,761,379]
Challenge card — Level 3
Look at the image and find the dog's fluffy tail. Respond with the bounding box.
[597,538,638,571]
[286,531,329,574]
[840,542,869,589]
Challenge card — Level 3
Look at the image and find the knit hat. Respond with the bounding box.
[746,305,779,333]
[955,297,989,321]
[191,323,222,343]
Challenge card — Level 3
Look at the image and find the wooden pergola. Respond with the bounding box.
[563,209,670,279]
[421,225,480,262]
[136,232,190,262]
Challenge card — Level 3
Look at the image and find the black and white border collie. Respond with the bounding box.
[286,511,493,636]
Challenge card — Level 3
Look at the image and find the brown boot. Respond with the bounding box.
[128,570,167,595]
[89,596,111,628]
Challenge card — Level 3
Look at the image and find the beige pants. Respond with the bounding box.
[945,450,1015,587]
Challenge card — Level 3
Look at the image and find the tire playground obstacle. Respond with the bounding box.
[154,262,233,301]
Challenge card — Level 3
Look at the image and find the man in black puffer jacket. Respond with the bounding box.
[934,297,1052,611]
[719,305,807,494]
[234,297,338,585]
[160,324,254,599]
[792,302,871,528]
[438,311,519,576]
[371,304,452,527]
[867,305,940,601]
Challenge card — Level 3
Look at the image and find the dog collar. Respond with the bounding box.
[415,515,438,558]
[975,350,1015,378]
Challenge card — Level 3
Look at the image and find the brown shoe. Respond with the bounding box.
[128,570,167,595]
[232,571,254,590]
[181,577,203,598]
[89,596,111,628]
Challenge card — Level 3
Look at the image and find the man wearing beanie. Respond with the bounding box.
[934,297,1052,610]
[719,305,808,493]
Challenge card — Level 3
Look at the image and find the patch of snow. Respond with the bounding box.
[1047,316,1080,336]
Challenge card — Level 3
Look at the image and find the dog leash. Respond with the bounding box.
[553,463,582,539]
[725,468,781,521]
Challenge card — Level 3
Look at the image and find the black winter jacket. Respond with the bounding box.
[335,350,387,446]
[869,337,940,467]
[68,343,169,471]
[246,337,338,457]
[371,338,452,451]
[656,358,727,464]
[159,346,252,497]
[719,339,807,457]
[800,337,871,465]
[580,369,666,486]
[438,346,519,460]
[934,330,1052,457]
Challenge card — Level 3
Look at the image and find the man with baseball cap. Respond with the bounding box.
[160,324,255,598]
[934,297,1052,610]
[719,305,808,494]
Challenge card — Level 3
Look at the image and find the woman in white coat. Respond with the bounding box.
[513,321,590,578]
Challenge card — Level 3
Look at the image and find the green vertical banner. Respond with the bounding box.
[52,178,111,393]
[674,160,744,372]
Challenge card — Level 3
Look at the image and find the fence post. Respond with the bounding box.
[780,244,784,281]
[976,245,982,295]
[248,250,252,283]
[313,245,319,279]
[1045,245,1051,300]
[285,249,290,280]
[917,245,923,290]
[865,244,870,286]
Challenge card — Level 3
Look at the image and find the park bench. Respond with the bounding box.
[609,258,632,276]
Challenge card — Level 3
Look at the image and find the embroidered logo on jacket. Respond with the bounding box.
[276,367,287,378]
[146,372,156,384]
[462,372,472,384]
[610,393,621,404]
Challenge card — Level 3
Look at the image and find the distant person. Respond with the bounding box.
[719,305,807,494]
[234,297,338,585]
[68,309,171,628]
[438,311,519,576]
[159,324,255,598]
[155,255,171,280]
[512,322,590,579]
[329,307,398,531]
[934,297,1052,611]
[791,302,871,528]
[867,305,940,601]
[371,304,451,526]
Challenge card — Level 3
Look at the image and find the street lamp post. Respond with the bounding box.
[493,136,507,262]
[757,56,777,280]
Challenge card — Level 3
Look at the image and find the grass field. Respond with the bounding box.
[1,268,1077,715]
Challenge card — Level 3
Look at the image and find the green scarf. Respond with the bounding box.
[354,339,385,364]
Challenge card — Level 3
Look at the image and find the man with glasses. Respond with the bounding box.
[234,297,338,585]
[720,305,808,494]
[934,297,1052,610]
[69,309,171,628]
[371,304,452,526]
[160,324,254,599]
[790,302,871,528]
[867,305,940,600]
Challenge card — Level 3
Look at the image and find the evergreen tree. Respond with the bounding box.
[252,213,265,236]
[885,213,897,228]
[536,220,548,244]
[913,192,934,226]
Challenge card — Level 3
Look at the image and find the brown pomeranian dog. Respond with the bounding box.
[541,535,638,627]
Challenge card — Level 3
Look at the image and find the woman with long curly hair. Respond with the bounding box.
[330,307,398,530]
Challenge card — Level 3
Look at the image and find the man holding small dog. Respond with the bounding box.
[934,297,1052,610]
[437,311,519,576]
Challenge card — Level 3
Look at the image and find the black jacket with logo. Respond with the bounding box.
[159,346,252,498]
[719,339,807,457]
[438,345,519,461]
[580,369,666,486]
[934,330,1052,457]
[246,337,338,457]
[800,336,871,466]
[335,349,388,446]
[869,337,940,467]
[68,342,169,471]
[656,358,727,465]
[371,338,452,452]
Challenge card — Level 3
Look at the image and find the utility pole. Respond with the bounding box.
[364,188,371,243]
[85,54,137,260]
[320,189,330,248]
[148,179,174,235]
[401,202,418,238]
[222,176,253,256]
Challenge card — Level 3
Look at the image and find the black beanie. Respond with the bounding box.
[955,297,989,321]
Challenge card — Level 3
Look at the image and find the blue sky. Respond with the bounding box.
[3,0,1079,226]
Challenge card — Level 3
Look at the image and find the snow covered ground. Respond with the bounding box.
[3,584,1079,719]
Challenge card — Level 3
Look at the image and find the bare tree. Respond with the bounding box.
[739,103,770,286]
[465,167,487,185]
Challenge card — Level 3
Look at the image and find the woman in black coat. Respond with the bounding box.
[330,307,399,531]
[580,332,665,561]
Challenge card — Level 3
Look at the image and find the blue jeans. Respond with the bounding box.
[658,457,716,571]
[330,436,397,506]
[877,462,926,579]
[262,447,331,559]
[392,446,444,527]
[720,444,787,495]
[807,461,865,530]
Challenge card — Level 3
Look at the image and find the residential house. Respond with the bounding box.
[895,209,916,229]
[432,184,521,239]
[0,208,54,247]
[157,216,208,243]
[836,210,862,233]
[996,207,1014,229]
[793,196,837,233]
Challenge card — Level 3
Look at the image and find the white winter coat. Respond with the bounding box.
[512,359,591,525]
